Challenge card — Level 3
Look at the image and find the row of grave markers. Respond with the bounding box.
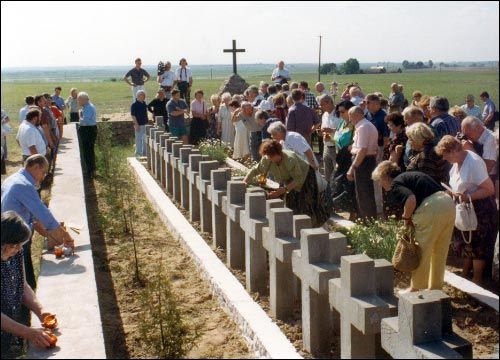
[144,123,472,359]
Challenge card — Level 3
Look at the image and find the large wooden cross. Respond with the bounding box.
[223,39,245,75]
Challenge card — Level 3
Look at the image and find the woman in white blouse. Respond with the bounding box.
[436,135,497,285]
[219,92,234,146]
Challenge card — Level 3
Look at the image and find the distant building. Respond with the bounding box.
[366,66,386,74]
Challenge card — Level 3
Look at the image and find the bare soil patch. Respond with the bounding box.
[85,171,251,358]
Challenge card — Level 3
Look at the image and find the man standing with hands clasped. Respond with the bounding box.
[346,106,379,220]
[123,58,150,101]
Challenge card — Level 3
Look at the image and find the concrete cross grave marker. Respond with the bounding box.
[148,128,160,175]
[188,154,208,223]
[145,125,153,169]
[171,142,187,203]
[329,254,397,359]
[262,208,312,321]
[155,116,164,131]
[239,192,283,294]
[164,137,179,195]
[292,228,348,356]
[210,169,232,250]
[154,130,165,180]
[381,290,472,359]
[158,134,170,189]
[226,181,247,270]
[197,160,219,233]
[179,147,199,210]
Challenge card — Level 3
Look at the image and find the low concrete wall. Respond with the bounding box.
[28,124,106,359]
[97,120,133,145]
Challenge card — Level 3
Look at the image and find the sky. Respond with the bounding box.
[1,1,499,68]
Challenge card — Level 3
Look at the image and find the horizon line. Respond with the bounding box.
[2,60,499,70]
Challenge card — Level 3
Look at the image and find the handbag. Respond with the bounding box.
[315,169,328,193]
[454,194,477,244]
[392,225,421,272]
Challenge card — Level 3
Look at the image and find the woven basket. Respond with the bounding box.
[392,225,421,272]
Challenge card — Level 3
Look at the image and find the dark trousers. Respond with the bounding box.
[353,155,377,220]
[250,131,262,162]
[77,125,97,177]
[23,239,36,289]
[70,112,79,123]
[177,81,190,105]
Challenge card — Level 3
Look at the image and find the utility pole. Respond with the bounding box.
[318,35,322,82]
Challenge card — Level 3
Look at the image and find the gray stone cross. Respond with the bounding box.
[197,160,219,233]
[145,125,153,170]
[164,137,179,195]
[179,147,199,210]
[188,154,208,223]
[291,228,347,357]
[329,254,397,359]
[209,168,232,250]
[239,192,282,294]
[226,181,247,270]
[381,290,472,359]
[262,208,311,321]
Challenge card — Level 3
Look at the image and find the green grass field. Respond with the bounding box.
[1,69,498,174]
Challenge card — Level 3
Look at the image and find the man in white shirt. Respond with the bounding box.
[347,106,378,220]
[319,95,342,184]
[174,58,193,105]
[266,121,318,170]
[460,94,482,120]
[16,108,47,161]
[461,116,497,174]
[271,61,291,84]
[19,96,35,122]
[157,61,175,100]
[315,82,330,104]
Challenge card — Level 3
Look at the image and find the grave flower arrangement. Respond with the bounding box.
[197,139,232,164]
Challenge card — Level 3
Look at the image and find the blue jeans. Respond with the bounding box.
[135,125,146,156]
[249,131,262,162]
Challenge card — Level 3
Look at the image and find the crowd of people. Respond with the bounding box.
[1,58,499,355]
[1,85,92,357]
[123,58,499,293]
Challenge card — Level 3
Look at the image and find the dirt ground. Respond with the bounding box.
[84,175,251,358]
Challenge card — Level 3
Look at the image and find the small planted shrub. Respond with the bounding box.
[138,263,200,358]
[197,139,232,164]
[345,217,402,262]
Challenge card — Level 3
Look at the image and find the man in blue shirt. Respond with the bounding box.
[1,155,75,288]
[131,90,149,157]
[77,92,97,178]
[429,96,460,141]
[167,89,189,144]
[480,91,497,131]
[366,94,390,148]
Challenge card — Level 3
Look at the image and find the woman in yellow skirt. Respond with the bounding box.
[372,161,455,292]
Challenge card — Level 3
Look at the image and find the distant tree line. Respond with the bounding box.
[402,60,434,69]
[320,58,360,75]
